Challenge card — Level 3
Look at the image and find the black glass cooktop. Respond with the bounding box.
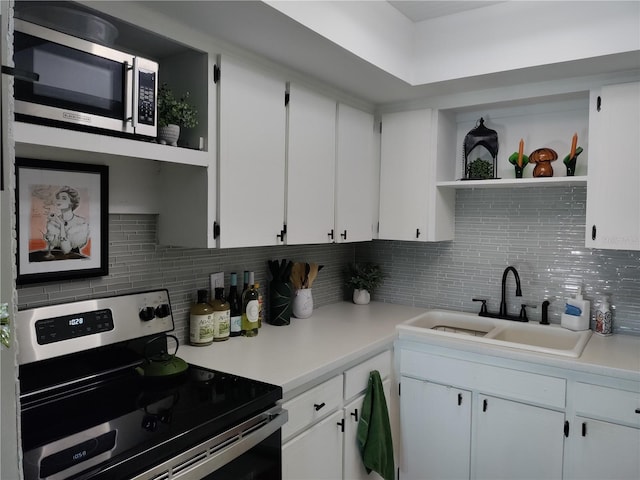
[20,363,281,480]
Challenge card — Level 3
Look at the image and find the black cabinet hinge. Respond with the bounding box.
[213,64,221,84]
[285,92,290,106]
[564,420,570,437]
[213,221,220,239]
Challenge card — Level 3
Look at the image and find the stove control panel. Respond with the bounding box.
[36,309,114,345]
[17,289,174,365]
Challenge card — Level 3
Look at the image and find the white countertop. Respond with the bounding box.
[179,302,640,400]
[178,301,428,399]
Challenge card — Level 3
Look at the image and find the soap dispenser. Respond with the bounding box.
[561,287,590,331]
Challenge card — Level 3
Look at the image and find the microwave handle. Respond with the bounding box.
[124,60,135,128]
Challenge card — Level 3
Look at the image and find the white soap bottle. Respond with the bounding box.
[561,287,590,331]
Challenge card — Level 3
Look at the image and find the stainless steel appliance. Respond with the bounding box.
[17,290,286,480]
[13,17,158,137]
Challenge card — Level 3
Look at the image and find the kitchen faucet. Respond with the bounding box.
[499,266,522,317]
[472,265,527,321]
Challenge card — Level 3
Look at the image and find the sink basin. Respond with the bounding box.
[399,309,592,358]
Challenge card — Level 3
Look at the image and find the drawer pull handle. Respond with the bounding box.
[458,393,463,406]
[636,408,640,414]
[482,399,488,412]
[582,422,587,437]
[337,419,345,432]
[314,403,326,411]
[351,408,359,422]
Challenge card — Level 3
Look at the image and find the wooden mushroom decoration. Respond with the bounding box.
[529,147,558,177]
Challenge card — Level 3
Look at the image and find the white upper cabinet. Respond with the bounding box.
[585,81,640,250]
[217,55,286,248]
[286,83,336,245]
[335,103,375,243]
[379,109,433,242]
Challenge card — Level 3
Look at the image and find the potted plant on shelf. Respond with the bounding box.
[157,83,198,146]
[344,263,383,305]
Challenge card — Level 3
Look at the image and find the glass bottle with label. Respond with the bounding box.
[254,282,264,328]
[190,289,214,346]
[241,271,259,337]
[228,272,242,337]
[211,287,230,341]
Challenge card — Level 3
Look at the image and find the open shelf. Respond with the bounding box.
[14,122,211,167]
[437,176,588,189]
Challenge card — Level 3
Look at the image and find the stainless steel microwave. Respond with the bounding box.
[13,18,158,137]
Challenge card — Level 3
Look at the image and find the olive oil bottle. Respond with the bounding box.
[211,287,230,341]
[189,289,214,346]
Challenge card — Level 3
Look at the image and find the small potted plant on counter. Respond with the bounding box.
[157,83,198,146]
[344,263,383,305]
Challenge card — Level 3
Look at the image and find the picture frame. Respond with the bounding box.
[16,158,108,285]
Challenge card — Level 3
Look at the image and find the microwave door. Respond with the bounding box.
[13,20,136,135]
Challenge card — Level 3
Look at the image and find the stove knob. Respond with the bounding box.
[155,303,171,318]
[139,307,155,322]
[142,415,158,432]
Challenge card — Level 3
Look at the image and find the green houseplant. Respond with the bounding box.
[157,83,198,146]
[344,263,383,305]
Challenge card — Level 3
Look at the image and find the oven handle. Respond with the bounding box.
[131,404,288,480]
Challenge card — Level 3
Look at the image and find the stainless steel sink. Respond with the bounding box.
[398,309,592,358]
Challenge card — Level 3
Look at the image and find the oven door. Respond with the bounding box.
[13,19,155,136]
[131,405,287,480]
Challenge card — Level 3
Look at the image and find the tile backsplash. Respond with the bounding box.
[358,186,640,335]
[18,186,640,338]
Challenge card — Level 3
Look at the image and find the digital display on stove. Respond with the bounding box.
[35,309,114,345]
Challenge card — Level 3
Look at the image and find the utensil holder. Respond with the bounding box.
[268,281,293,326]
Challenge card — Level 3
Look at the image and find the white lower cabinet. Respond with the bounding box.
[400,378,471,480]
[282,350,395,480]
[474,394,565,480]
[283,409,344,480]
[399,349,567,480]
[566,382,640,480]
[398,346,640,480]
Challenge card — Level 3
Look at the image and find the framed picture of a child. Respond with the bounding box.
[16,158,108,285]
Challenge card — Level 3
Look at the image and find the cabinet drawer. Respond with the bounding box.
[401,349,566,408]
[574,382,640,427]
[282,375,343,441]
[344,350,392,401]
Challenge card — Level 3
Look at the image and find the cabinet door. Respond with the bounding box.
[474,395,564,480]
[568,417,640,480]
[586,82,640,250]
[285,83,336,244]
[282,409,344,480]
[343,379,391,480]
[218,55,286,248]
[379,109,431,242]
[335,103,375,243]
[400,377,472,480]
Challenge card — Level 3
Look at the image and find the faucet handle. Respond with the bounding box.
[472,298,488,315]
[519,303,536,322]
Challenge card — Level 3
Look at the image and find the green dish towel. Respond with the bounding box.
[356,370,395,480]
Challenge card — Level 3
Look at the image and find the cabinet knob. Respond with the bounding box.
[314,402,325,411]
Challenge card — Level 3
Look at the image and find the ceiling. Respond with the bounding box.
[388,1,505,22]
[111,1,638,107]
